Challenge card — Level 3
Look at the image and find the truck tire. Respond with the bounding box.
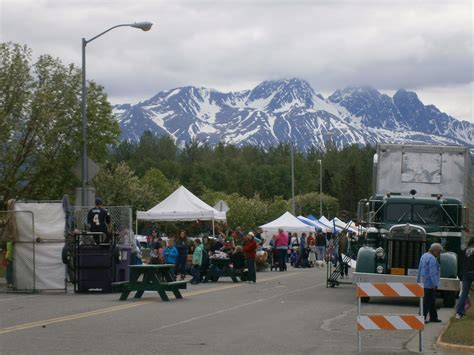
[62,245,69,264]
[443,291,456,308]
[361,297,370,303]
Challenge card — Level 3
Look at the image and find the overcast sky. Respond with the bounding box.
[1,0,473,122]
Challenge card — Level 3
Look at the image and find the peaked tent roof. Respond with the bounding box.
[332,217,359,234]
[297,215,329,232]
[137,185,226,221]
[260,212,315,233]
[318,215,343,232]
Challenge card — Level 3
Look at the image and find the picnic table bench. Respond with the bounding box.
[203,258,244,283]
[112,264,186,301]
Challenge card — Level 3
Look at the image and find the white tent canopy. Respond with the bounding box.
[260,212,315,236]
[297,215,330,232]
[332,217,359,234]
[318,215,343,233]
[136,185,226,221]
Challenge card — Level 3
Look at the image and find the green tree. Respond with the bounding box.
[294,192,340,218]
[266,196,291,221]
[109,132,376,219]
[0,42,120,205]
[202,190,269,231]
[141,168,179,203]
[92,162,154,211]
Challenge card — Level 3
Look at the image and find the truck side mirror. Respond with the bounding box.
[357,200,367,223]
[462,205,469,230]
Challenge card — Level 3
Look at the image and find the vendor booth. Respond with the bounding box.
[260,212,315,244]
[136,185,226,234]
[331,217,360,234]
[318,215,343,233]
[297,215,329,233]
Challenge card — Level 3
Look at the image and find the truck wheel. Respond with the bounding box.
[361,297,370,303]
[443,291,456,308]
[61,245,69,264]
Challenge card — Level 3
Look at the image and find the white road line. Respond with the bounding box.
[151,281,327,333]
[150,298,266,332]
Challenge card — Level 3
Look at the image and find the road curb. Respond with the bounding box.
[435,316,474,352]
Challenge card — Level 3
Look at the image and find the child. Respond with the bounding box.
[159,240,166,261]
[164,239,178,279]
[191,239,204,284]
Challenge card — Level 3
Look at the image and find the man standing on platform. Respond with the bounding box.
[417,243,442,324]
[87,197,112,243]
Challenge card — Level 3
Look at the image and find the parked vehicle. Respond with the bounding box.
[355,144,473,307]
[135,235,148,248]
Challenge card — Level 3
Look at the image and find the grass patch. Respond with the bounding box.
[441,296,474,346]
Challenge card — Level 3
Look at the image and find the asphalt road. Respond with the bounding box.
[0,267,453,354]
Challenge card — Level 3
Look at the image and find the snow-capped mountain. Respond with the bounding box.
[113,78,473,151]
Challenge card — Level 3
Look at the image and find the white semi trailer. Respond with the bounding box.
[355,144,473,306]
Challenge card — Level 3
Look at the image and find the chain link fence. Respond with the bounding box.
[73,206,133,245]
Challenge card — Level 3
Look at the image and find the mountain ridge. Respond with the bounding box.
[113,78,473,151]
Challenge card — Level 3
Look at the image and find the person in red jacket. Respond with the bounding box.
[243,232,258,283]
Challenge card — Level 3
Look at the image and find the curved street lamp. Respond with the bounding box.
[81,22,153,206]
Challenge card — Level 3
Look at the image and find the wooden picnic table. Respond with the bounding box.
[203,258,240,283]
[113,264,186,301]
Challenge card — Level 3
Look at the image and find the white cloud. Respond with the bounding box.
[1,0,472,121]
[415,82,473,123]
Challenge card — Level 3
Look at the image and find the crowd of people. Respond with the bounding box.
[132,226,357,285]
[268,228,354,278]
[135,227,263,284]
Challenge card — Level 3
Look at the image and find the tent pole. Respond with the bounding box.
[212,218,215,238]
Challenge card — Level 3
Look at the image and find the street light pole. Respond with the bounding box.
[317,159,322,217]
[81,37,88,208]
[291,144,295,215]
[81,21,153,207]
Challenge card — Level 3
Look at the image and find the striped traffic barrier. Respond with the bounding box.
[357,283,424,353]
[356,282,424,298]
[357,315,425,331]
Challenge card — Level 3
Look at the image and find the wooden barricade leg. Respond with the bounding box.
[358,296,362,354]
[419,295,423,352]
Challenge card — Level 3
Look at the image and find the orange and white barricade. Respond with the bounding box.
[356,283,424,353]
